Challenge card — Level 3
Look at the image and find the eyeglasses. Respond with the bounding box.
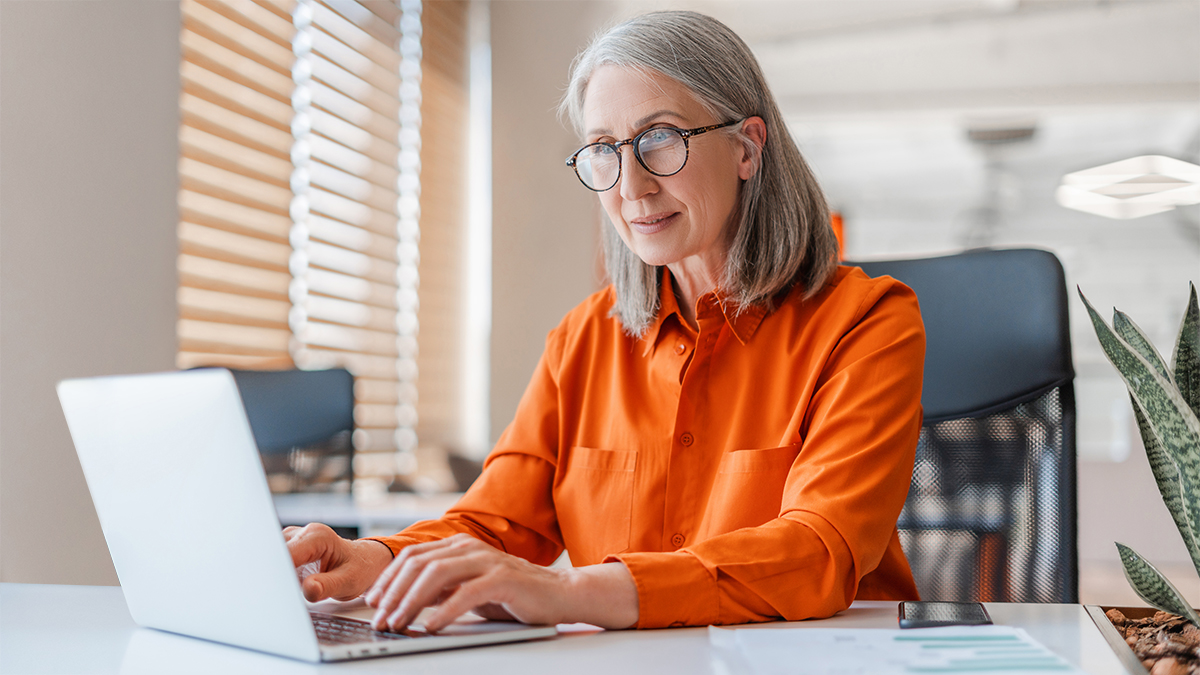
[565,119,742,192]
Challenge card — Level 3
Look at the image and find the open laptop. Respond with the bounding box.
[57,369,557,662]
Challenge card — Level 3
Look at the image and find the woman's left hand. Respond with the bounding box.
[364,533,639,632]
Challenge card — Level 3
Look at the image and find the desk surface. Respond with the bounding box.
[0,583,1133,674]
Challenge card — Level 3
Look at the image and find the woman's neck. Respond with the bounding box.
[668,257,724,331]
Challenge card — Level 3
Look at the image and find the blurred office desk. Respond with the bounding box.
[1,583,1134,675]
[272,491,462,538]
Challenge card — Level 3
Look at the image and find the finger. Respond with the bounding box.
[300,564,360,602]
[383,557,486,631]
[366,535,472,607]
[370,548,458,629]
[286,523,335,568]
[423,575,499,633]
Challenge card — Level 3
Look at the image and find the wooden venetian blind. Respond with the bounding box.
[178,0,297,370]
[178,0,466,471]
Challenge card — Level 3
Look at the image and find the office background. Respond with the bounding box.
[1,0,1197,605]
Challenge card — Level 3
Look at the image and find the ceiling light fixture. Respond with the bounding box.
[1056,155,1200,220]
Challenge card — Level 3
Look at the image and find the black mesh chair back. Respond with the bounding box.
[224,368,356,493]
[852,249,1077,603]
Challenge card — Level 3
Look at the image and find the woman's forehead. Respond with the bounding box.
[582,65,704,135]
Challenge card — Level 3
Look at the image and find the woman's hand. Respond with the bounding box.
[284,523,395,602]
[364,533,639,632]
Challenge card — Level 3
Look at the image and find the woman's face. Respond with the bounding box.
[581,65,760,273]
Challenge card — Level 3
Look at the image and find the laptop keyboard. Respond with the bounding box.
[310,611,421,645]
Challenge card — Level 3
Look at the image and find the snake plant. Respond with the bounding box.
[1080,283,1200,625]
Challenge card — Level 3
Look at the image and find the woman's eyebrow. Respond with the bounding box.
[585,110,685,139]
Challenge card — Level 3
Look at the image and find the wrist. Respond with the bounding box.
[563,562,639,629]
[355,538,395,575]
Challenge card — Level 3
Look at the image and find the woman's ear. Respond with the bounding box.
[737,116,767,181]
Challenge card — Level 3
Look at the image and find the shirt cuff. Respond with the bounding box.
[363,534,423,557]
[608,550,718,628]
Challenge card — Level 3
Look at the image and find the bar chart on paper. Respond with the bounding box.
[709,625,1084,674]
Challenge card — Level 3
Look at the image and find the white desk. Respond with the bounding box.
[272,492,463,538]
[0,583,1134,674]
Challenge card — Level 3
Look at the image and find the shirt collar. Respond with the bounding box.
[640,269,772,355]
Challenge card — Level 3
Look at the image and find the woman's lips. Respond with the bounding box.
[628,212,678,235]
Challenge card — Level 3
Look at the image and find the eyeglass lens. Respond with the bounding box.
[575,128,689,191]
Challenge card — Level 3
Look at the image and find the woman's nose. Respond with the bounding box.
[618,146,658,201]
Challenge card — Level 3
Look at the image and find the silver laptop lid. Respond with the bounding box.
[58,369,321,662]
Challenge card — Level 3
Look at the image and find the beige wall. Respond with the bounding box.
[0,1,181,584]
[487,1,613,445]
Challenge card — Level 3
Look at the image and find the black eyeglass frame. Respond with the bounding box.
[565,118,744,192]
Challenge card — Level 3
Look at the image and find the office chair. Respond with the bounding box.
[852,248,1077,603]
[221,368,356,494]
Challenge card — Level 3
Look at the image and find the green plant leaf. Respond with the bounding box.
[1173,283,1200,422]
[1132,394,1200,575]
[1116,542,1200,626]
[1080,289,1200,571]
[1114,309,1172,382]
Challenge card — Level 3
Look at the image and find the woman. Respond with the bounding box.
[286,10,924,632]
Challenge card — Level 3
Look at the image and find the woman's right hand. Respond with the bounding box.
[284,523,394,602]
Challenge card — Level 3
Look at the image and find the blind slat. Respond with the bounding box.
[310,161,398,214]
[179,318,292,352]
[313,80,399,140]
[181,126,293,184]
[180,254,291,296]
[312,109,398,165]
[312,2,400,67]
[182,93,292,156]
[182,29,294,101]
[309,213,398,259]
[201,0,296,46]
[181,157,292,212]
[309,186,399,236]
[355,377,400,404]
[302,321,399,357]
[183,0,293,73]
[180,190,292,241]
[306,294,398,332]
[308,239,398,284]
[178,351,295,370]
[308,267,398,309]
[312,28,400,95]
[183,63,293,128]
[179,286,291,325]
[180,221,292,268]
[317,0,400,48]
[311,135,400,191]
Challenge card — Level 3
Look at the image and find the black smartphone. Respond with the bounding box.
[898,601,992,629]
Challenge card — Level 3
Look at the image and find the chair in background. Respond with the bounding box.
[851,248,1077,603]
[223,368,356,494]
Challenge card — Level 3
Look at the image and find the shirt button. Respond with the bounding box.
[669,621,685,628]
[679,432,694,446]
[674,343,686,355]
[671,533,685,548]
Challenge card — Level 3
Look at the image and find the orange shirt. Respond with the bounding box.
[370,265,924,628]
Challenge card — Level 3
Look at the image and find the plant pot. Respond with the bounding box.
[1086,605,1200,675]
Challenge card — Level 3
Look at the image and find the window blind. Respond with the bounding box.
[178,0,468,486]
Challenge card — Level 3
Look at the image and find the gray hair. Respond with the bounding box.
[561,11,838,336]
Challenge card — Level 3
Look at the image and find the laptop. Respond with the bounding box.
[56,369,558,662]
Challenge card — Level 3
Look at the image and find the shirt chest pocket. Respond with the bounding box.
[555,446,636,566]
[698,445,800,542]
